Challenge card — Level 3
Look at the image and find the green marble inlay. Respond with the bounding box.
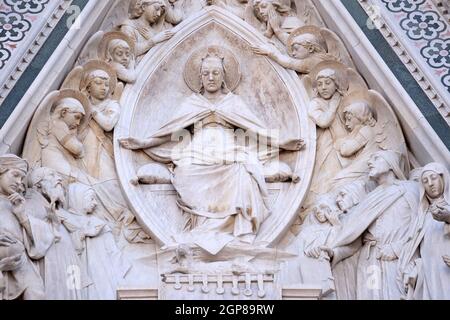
[0,0,89,127]
[341,0,450,150]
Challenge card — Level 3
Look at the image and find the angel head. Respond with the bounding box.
[253,0,289,23]
[106,38,134,69]
[82,69,111,101]
[199,51,228,94]
[51,97,86,131]
[129,0,166,24]
[343,101,376,132]
[290,32,326,59]
[314,68,345,100]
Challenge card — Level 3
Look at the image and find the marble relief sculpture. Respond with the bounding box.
[119,46,305,254]
[1,1,449,300]
[399,163,450,300]
[119,0,180,57]
[99,32,138,84]
[303,61,367,199]
[64,183,132,300]
[317,150,420,300]
[252,25,355,74]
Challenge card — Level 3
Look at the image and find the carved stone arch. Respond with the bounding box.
[114,6,316,246]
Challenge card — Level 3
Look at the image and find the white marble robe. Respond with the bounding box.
[0,195,54,300]
[308,93,347,197]
[24,190,89,300]
[399,163,450,300]
[63,184,131,300]
[142,93,283,252]
[330,181,419,300]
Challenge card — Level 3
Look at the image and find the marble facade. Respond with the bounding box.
[0,0,449,300]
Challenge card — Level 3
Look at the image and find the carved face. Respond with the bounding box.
[201,57,224,94]
[143,1,165,24]
[422,170,444,199]
[291,42,310,60]
[112,43,132,68]
[38,170,65,205]
[83,189,98,214]
[316,76,337,100]
[87,74,110,100]
[255,0,273,22]
[0,169,26,196]
[314,203,330,223]
[61,110,83,130]
[336,191,353,213]
[368,153,391,180]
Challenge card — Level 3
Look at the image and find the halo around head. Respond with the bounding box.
[80,60,117,94]
[52,89,91,129]
[287,25,326,56]
[98,31,136,61]
[341,89,378,121]
[183,46,241,93]
[310,61,349,92]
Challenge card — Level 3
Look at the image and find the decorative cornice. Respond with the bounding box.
[358,0,450,124]
[0,0,73,105]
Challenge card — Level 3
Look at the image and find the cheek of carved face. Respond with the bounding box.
[314,205,329,223]
[83,190,98,214]
[144,3,165,24]
[317,77,337,100]
[291,43,310,59]
[336,192,352,212]
[0,169,25,196]
[201,59,224,93]
[422,171,444,199]
[113,47,131,68]
[368,154,390,179]
[257,2,271,22]
[89,77,110,100]
[62,111,83,130]
[344,112,360,132]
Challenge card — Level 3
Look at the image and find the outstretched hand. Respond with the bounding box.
[119,137,146,150]
[153,30,175,44]
[281,138,305,151]
[251,44,275,57]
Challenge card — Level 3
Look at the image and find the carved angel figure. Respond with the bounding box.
[77,31,138,84]
[119,0,181,57]
[303,61,367,199]
[23,89,151,247]
[62,60,122,181]
[119,46,304,254]
[251,0,304,45]
[99,32,137,84]
[22,90,89,181]
[329,90,408,191]
[252,25,355,74]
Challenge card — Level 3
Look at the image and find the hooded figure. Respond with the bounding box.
[398,163,450,300]
[324,150,419,300]
[64,183,132,300]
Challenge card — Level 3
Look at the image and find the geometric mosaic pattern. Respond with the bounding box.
[382,0,450,94]
[0,0,50,69]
